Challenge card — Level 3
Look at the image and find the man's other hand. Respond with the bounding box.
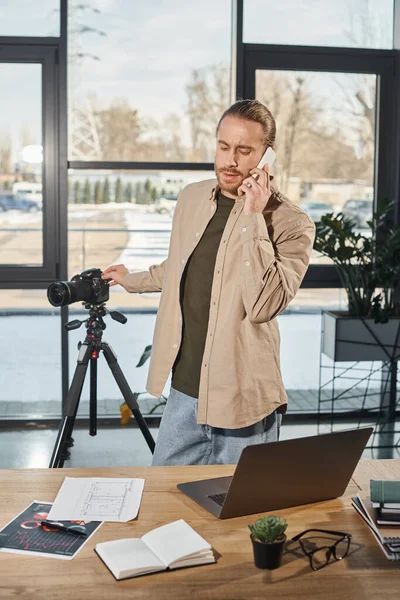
[102,264,129,287]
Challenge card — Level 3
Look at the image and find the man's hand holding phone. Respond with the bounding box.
[238,146,276,215]
[238,165,272,216]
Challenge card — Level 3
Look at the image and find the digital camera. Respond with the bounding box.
[47,268,109,307]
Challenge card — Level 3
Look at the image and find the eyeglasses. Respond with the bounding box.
[291,528,352,571]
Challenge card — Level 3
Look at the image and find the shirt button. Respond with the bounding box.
[181,259,185,264]
[245,261,250,266]
[211,205,215,211]
[242,227,247,232]
[173,344,178,348]
[195,232,200,237]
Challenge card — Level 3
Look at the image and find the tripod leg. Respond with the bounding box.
[49,343,92,468]
[101,342,156,454]
[89,357,98,436]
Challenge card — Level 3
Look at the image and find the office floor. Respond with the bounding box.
[0,421,382,469]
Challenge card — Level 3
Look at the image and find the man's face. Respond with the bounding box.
[214,115,266,198]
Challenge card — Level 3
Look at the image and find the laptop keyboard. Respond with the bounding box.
[208,492,227,506]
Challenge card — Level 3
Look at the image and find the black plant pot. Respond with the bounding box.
[250,534,286,570]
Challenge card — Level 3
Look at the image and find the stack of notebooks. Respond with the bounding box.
[352,480,400,560]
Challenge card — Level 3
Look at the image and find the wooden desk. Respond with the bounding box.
[0,461,399,599]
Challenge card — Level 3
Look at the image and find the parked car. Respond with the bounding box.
[0,193,41,212]
[154,194,178,215]
[12,182,43,203]
[298,200,334,223]
[342,198,373,228]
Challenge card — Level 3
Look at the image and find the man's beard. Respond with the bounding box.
[215,166,244,195]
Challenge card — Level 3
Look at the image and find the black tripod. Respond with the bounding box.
[49,303,155,468]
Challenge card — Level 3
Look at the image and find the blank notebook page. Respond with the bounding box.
[96,538,165,578]
[142,520,212,567]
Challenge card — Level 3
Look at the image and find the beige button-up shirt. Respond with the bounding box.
[123,178,316,429]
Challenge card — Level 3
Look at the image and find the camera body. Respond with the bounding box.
[47,268,110,307]
[71,268,110,305]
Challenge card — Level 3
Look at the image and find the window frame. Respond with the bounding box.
[0,40,64,286]
[236,13,400,287]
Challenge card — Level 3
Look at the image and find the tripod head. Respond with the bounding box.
[66,302,127,341]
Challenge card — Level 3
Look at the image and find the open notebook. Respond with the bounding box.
[95,519,215,580]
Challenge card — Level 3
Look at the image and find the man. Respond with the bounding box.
[102,99,315,466]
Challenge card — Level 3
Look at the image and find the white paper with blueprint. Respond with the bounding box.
[47,477,145,522]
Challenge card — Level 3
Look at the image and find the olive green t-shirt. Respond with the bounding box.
[172,192,234,398]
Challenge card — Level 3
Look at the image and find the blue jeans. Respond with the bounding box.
[152,387,282,466]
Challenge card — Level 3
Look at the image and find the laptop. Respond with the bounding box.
[177,427,372,519]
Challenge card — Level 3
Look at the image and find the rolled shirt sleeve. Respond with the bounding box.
[122,259,168,293]
[240,212,316,324]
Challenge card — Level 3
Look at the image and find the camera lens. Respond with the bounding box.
[47,282,75,307]
[47,269,108,307]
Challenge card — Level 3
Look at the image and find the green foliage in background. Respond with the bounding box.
[314,199,400,322]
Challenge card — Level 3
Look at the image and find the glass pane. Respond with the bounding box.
[0,63,43,265]
[0,290,61,421]
[67,169,215,310]
[287,288,347,312]
[244,0,393,49]
[0,1,60,36]
[67,1,231,161]
[277,294,347,395]
[255,69,377,265]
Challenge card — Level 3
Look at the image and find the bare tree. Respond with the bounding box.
[0,133,12,175]
[258,70,370,191]
[331,71,375,181]
[94,98,142,161]
[186,63,230,161]
[330,0,389,183]
[68,2,106,160]
[280,77,309,193]
[162,114,186,161]
[19,125,34,149]
[140,113,186,161]
[258,71,317,193]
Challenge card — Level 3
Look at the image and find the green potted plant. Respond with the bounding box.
[248,515,288,570]
[314,199,400,361]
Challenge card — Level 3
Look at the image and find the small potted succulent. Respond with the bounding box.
[248,515,288,570]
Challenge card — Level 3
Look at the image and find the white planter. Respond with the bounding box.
[322,311,400,362]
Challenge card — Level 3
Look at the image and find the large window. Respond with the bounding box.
[243,0,394,49]
[1,1,399,427]
[0,63,43,266]
[67,1,232,162]
[255,69,377,265]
